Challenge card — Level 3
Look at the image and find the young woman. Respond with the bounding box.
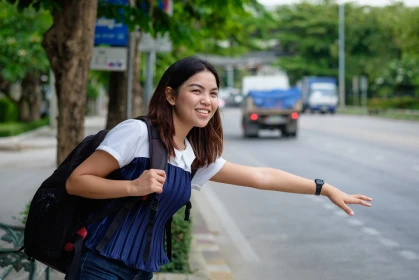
[66,56,372,279]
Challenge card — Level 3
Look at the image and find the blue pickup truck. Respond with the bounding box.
[241,87,302,138]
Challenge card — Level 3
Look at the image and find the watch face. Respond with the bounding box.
[315,179,324,185]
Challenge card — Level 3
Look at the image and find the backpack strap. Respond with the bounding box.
[94,198,138,252]
[95,117,167,263]
[165,216,173,261]
[184,168,196,221]
[138,116,168,262]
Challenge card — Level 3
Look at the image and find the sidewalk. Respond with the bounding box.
[0,115,234,280]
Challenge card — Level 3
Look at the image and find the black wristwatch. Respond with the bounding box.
[314,179,324,196]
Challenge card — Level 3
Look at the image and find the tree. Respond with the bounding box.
[0,2,51,121]
[5,0,99,164]
[270,1,339,85]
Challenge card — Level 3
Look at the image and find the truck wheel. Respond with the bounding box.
[244,129,258,138]
[243,123,258,138]
[282,130,297,138]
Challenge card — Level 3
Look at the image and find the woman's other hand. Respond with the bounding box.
[322,184,372,216]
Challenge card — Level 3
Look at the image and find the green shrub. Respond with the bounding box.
[0,117,49,137]
[160,206,192,273]
[0,98,19,123]
[368,97,419,110]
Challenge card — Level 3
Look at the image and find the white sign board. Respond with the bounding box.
[90,47,127,71]
[139,33,172,53]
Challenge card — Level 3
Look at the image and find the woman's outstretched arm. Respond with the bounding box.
[210,161,372,216]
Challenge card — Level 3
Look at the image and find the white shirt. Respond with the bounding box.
[96,119,226,190]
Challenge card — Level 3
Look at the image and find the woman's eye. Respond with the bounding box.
[211,92,218,97]
[192,89,201,93]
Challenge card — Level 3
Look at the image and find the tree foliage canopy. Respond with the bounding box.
[267,1,419,96]
[0,1,51,81]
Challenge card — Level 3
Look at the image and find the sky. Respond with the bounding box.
[257,0,419,7]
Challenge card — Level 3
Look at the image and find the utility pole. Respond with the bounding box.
[339,3,345,108]
[226,65,234,88]
[145,51,155,107]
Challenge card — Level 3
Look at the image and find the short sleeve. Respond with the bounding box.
[191,157,226,190]
[96,119,147,168]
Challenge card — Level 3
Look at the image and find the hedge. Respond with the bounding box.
[0,117,49,137]
[368,97,419,110]
[0,98,19,123]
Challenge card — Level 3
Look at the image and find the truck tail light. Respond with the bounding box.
[291,112,299,120]
[250,113,259,121]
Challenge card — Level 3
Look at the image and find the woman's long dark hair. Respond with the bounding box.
[147,56,223,169]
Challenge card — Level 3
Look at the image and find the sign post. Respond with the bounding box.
[140,0,173,109]
[92,0,133,118]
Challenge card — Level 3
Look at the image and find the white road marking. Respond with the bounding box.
[399,250,419,261]
[347,219,364,226]
[202,185,261,263]
[379,238,399,248]
[362,227,380,236]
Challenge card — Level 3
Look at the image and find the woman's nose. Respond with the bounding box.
[201,93,211,105]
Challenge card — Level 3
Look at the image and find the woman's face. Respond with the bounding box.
[170,70,219,129]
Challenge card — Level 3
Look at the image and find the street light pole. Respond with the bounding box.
[339,3,345,108]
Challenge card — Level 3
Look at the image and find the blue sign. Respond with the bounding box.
[94,0,129,47]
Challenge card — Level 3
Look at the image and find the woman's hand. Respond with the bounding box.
[322,184,372,216]
[128,169,166,197]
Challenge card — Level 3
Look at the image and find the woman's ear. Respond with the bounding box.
[165,87,176,106]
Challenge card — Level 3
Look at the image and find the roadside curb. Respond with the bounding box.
[190,199,234,280]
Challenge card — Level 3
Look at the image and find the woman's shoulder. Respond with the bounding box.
[109,118,148,139]
[98,119,150,167]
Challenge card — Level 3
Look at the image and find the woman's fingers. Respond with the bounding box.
[337,200,354,216]
[345,195,373,206]
[352,194,372,201]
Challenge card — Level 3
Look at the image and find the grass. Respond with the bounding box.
[0,117,49,137]
[337,106,419,121]
[337,106,369,115]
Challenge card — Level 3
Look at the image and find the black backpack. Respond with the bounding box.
[22,116,192,280]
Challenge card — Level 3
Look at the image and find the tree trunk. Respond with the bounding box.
[42,0,98,166]
[20,73,41,122]
[106,71,127,130]
[0,74,11,94]
[106,32,143,130]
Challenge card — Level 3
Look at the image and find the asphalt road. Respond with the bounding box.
[195,108,419,280]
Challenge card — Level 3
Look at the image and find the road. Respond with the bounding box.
[194,108,419,280]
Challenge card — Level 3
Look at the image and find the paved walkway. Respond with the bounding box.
[0,115,234,280]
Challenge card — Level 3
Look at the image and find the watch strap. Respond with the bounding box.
[315,179,324,196]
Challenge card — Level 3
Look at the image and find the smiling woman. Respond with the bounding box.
[62,56,372,280]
